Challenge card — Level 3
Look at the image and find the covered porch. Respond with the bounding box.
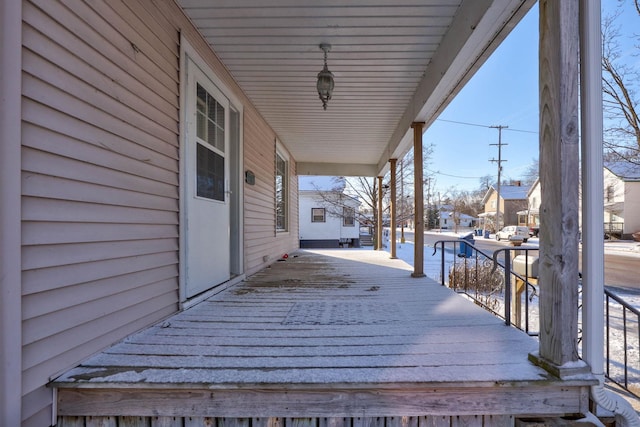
[54,249,593,425]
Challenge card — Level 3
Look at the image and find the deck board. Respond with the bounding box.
[54,249,595,419]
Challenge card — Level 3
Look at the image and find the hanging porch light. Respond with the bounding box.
[316,43,334,110]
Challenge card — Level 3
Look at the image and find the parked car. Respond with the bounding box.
[495,225,529,242]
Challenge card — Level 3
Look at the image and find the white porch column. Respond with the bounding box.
[580,2,639,424]
[535,0,582,374]
[412,123,425,277]
[0,0,23,425]
[579,0,605,385]
[389,159,397,259]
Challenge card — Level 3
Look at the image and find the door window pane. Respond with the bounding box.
[197,83,225,152]
[197,143,224,201]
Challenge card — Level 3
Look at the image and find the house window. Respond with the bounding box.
[311,208,326,223]
[343,207,355,226]
[275,151,288,231]
[195,83,225,201]
[490,200,496,209]
[606,185,615,202]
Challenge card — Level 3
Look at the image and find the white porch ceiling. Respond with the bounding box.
[177,0,535,176]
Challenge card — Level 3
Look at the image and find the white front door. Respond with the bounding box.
[183,59,231,298]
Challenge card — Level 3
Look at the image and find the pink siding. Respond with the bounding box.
[19,0,300,425]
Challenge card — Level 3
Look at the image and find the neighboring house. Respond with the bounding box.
[299,177,360,248]
[480,183,529,231]
[518,178,541,236]
[438,210,475,230]
[604,161,640,238]
[521,164,640,239]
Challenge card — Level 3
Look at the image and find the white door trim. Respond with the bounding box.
[179,36,244,303]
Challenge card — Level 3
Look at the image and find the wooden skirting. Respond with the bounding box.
[56,414,516,427]
[56,383,590,419]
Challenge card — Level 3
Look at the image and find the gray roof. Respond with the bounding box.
[482,185,529,203]
[299,176,345,191]
[604,161,640,181]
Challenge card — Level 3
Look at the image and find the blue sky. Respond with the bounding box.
[425,4,540,194]
[425,1,638,195]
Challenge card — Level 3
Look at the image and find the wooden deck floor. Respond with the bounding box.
[54,249,595,423]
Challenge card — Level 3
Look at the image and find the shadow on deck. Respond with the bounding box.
[53,249,596,426]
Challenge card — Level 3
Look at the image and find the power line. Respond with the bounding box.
[436,118,537,134]
[435,171,483,179]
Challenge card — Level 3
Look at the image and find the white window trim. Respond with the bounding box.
[275,141,290,233]
[311,208,326,223]
[178,36,245,303]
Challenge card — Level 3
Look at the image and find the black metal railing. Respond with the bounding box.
[432,240,540,335]
[492,247,540,336]
[432,238,639,398]
[605,289,640,397]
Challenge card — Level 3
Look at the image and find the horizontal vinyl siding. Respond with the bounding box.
[21,0,181,422]
[152,0,301,275]
[19,0,303,423]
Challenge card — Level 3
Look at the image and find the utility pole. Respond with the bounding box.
[490,125,508,232]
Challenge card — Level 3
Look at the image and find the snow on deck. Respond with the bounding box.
[54,249,563,388]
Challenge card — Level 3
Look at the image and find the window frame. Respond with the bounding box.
[275,146,289,232]
[311,208,326,223]
[343,207,355,227]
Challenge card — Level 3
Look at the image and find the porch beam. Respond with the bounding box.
[412,123,425,277]
[377,176,383,251]
[297,162,378,177]
[534,0,581,373]
[0,0,23,425]
[389,159,397,259]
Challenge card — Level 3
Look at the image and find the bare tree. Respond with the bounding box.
[520,158,539,186]
[602,2,640,163]
[344,176,389,248]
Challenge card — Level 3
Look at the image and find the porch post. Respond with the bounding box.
[377,176,383,250]
[412,122,425,277]
[389,159,397,259]
[0,0,23,425]
[533,0,583,375]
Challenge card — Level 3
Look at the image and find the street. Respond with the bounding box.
[398,229,639,293]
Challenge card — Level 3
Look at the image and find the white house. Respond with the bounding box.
[437,210,475,230]
[604,161,640,237]
[299,177,360,248]
[523,163,640,238]
[518,178,541,236]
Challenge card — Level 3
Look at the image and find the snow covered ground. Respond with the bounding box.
[380,228,640,308]
[379,229,639,396]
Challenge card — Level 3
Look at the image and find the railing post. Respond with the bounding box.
[440,242,446,286]
[504,255,511,327]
